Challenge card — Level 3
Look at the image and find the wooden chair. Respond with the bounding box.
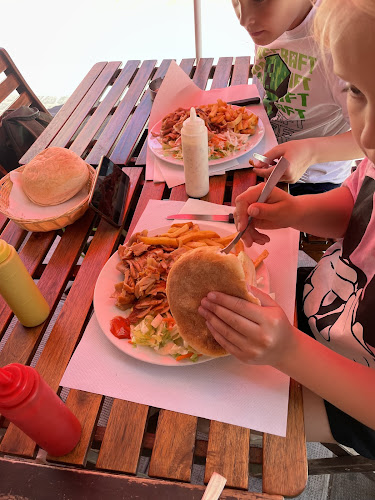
[309,443,375,480]
[0,48,51,176]
[0,47,49,114]
[300,232,335,262]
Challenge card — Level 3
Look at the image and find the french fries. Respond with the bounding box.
[178,230,221,246]
[253,249,269,269]
[138,236,179,247]
[137,224,269,270]
[199,99,259,135]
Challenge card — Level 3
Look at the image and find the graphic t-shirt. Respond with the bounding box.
[303,158,375,368]
[253,2,353,185]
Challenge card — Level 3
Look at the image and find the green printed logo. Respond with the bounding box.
[263,54,290,119]
[254,47,317,122]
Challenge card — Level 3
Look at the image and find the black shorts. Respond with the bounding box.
[289,182,341,196]
[296,267,375,459]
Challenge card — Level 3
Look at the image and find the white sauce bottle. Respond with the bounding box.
[181,107,209,198]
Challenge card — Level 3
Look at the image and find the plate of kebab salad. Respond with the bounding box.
[93,222,270,366]
[149,99,265,166]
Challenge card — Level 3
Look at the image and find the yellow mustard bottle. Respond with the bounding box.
[0,240,50,327]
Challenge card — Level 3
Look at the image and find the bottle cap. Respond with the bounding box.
[0,368,13,386]
[0,364,36,408]
[0,240,11,264]
[182,107,206,134]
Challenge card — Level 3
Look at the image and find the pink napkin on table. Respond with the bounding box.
[147,61,277,187]
[61,199,300,437]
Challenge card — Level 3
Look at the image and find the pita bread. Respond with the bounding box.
[166,246,260,357]
[21,147,89,206]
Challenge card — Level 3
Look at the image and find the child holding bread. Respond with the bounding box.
[199,0,375,457]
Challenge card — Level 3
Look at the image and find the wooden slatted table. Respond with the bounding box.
[0,58,307,499]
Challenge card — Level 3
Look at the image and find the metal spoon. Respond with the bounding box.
[221,157,290,254]
[253,152,278,166]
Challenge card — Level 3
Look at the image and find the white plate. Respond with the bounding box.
[148,115,265,167]
[94,224,270,367]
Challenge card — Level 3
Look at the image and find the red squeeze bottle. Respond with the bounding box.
[0,363,81,456]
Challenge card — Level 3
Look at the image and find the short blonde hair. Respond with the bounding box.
[314,0,375,52]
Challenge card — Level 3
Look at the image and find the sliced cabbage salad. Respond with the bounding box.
[129,314,202,362]
[161,129,251,161]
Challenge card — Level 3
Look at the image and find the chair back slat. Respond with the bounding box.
[0,48,49,114]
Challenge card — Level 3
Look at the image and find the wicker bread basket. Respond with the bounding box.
[0,163,96,232]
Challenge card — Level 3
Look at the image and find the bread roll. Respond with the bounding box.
[21,147,89,206]
[166,246,260,357]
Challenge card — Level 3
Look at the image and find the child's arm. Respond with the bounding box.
[199,288,375,431]
[252,131,363,183]
[235,183,354,247]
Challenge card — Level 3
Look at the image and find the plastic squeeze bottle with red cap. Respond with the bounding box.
[0,239,50,327]
[0,363,81,456]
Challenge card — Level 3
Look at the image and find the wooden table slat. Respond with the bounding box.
[49,61,122,149]
[210,57,233,90]
[0,213,8,232]
[179,58,196,77]
[86,59,157,165]
[262,379,307,497]
[20,62,108,164]
[96,400,149,473]
[232,170,257,205]
[0,220,27,248]
[48,390,103,466]
[134,133,149,166]
[205,421,250,489]
[193,58,214,90]
[148,410,197,482]
[110,59,174,165]
[231,56,251,86]
[169,184,189,201]
[69,60,140,158]
[202,174,227,205]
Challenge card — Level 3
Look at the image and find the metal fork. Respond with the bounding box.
[221,156,290,254]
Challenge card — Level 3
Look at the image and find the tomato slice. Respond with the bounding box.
[110,316,131,339]
[163,316,176,327]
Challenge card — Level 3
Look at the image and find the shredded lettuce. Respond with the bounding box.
[158,129,251,161]
[130,314,201,361]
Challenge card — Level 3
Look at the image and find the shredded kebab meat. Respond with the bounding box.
[111,231,189,325]
[153,107,226,148]
[152,101,257,152]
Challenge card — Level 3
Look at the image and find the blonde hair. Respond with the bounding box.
[314,0,375,53]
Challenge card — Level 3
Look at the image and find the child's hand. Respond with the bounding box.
[234,183,295,247]
[198,287,296,367]
[253,139,316,183]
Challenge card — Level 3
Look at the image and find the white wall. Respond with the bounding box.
[2,0,254,97]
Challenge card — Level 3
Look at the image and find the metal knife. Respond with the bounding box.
[166,214,234,223]
[227,97,261,106]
